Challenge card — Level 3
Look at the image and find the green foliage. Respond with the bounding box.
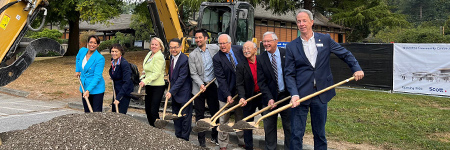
[326,0,410,42]
[374,25,450,43]
[28,29,64,43]
[389,0,450,26]
[130,2,153,41]
[98,32,135,51]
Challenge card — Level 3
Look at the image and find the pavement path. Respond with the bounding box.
[0,93,79,133]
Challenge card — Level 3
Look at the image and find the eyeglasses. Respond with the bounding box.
[262,40,275,43]
[218,42,230,46]
[169,46,180,50]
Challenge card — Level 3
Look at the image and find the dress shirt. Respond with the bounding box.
[267,47,285,92]
[200,48,214,82]
[248,58,260,92]
[172,51,181,69]
[301,33,317,68]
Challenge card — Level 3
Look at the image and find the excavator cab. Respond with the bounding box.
[197,1,255,45]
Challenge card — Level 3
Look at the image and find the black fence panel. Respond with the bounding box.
[330,43,393,90]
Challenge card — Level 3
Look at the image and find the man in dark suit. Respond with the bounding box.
[213,34,246,150]
[236,41,262,150]
[285,9,364,150]
[189,30,220,147]
[166,38,192,141]
[257,32,291,150]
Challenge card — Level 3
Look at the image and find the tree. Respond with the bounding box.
[319,0,410,42]
[46,0,123,56]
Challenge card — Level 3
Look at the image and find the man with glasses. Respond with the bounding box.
[257,31,291,150]
[236,41,262,150]
[213,34,246,150]
[166,38,192,141]
[189,30,220,147]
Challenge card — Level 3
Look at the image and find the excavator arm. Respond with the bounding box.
[0,0,65,86]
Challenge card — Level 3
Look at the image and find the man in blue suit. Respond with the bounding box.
[284,9,364,150]
[213,34,246,150]
[166,38,192,141]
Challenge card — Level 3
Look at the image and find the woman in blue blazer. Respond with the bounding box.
[75,35,106,112]
[109,44,133,114]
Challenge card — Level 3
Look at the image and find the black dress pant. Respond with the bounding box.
[243,93,262,150]
[144,85,165,127]
[194,83,220,144]
[111,96,131,114]
[172,98,193,141]
[81,93,104,112]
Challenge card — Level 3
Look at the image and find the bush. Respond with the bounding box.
[28,29,64,43]
[98,32,135,51]
[374,26,450,43]
[98,39,115,51]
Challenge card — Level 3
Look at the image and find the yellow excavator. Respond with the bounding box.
[0,0,65,86]
[147,0,256,55]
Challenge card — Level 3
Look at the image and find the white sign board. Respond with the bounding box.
[393,43,450,96]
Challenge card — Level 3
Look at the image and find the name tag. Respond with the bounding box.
[316,43,324,47]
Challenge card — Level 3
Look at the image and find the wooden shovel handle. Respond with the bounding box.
[254,76,355,125]
[112,80,119,113]
[137,85,142,94]
[242,96,291,121]
[78,77,93,113]
[210,94,237,121]
[211,93,262,124]
[162,82,170,120]
[177,78,216,117]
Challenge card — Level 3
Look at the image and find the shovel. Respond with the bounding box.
[237,76,355,130]
[196,93,262,132]
[78,77,93,113]
[222,95,292,132]
[154,81,171,129]
[130,84,146,98]
[194,94,237,129]
[112,81,119,113]
[165,78,216,120]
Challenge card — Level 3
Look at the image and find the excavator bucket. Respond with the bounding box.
[0,38,65,86]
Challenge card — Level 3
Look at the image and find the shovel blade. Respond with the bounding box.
[154,119,168,129]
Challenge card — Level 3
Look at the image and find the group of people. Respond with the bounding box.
[75,9,364,150]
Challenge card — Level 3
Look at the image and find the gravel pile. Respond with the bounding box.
[0,112,206,150]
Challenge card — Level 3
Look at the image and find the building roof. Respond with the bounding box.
[253,5,343,28]
[66,14,133,32]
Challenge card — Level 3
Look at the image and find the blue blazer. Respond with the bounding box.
[109,57,134,101]
[76,47,106,94]
[169,52,192,104]
[284,33,361,104]
[213,45,245,102]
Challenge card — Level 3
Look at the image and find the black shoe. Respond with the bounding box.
[199,143,206,147]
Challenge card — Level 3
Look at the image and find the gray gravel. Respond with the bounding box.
[0,112,206,150]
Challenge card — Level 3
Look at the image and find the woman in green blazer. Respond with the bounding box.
[139,37,166,127]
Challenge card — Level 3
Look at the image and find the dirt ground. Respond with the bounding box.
[4,50,383,150]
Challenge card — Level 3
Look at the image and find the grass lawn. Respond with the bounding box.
[276,88,450,149]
